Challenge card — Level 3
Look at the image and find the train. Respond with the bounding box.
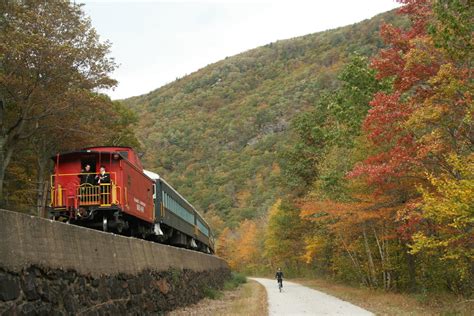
[48,146,214,254]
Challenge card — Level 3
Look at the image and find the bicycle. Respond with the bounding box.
[278,279,283,292]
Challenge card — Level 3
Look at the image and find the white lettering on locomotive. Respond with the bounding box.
[133,197,146,213]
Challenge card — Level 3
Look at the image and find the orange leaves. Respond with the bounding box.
[216,227,238,269]
[299,199,353,221]
[237,220,260,266]
[299,195,398,229]
[217,219,264,272]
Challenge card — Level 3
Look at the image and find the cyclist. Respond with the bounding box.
[275,267,284,290]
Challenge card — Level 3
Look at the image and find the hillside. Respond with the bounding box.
[124,10,403,228]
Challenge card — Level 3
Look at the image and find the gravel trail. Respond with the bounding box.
[251,278,374,316]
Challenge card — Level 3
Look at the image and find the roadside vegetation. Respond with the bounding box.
[202,272,247,300]
[169,274,267,316]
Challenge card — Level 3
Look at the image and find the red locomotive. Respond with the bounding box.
[49,146,214,253]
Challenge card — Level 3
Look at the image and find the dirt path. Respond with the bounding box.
[251,278,374,316]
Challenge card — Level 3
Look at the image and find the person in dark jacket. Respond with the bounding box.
[78,164,95,204]
[275,267,284,288]
[79,164,95,185]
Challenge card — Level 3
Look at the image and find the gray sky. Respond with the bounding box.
[81,0,400,100]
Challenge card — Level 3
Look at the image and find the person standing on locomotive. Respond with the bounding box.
[95,166,110,204]
[79,164,94,185]
[95,166,110,184]
[78,164,95,204]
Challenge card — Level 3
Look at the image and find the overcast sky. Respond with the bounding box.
[80,0,400,100]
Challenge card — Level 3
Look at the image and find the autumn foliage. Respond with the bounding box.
[219,0,473,296]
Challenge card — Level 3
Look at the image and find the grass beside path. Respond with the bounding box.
[167,279,267,315]
[293,278,472,315]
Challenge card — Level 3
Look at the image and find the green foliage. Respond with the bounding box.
[202,286,224,300]
[223,272,247,290]
[169,268,182,284]
[429,0,473,62]
[105,101,142,150]
[280,54,391,199]
[264,199,308,270]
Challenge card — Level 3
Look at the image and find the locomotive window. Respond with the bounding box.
[81,159,96,173]
[119,151,129,159]
[163,191,194,224]
[197,218,209,237]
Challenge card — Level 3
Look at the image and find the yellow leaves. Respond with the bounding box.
[428,63,464,98]
[267,199,281,217]
[302,235,327,264]
[410,153,474,278]
[410,232,450,254]
[405,36,437,69]
[419,153,474,227]
[299,194,396,227]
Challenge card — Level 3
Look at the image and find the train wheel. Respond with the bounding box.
[102,217,108,232]
[117,222,123,234]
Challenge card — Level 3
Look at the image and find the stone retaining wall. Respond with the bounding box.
[0,210,230,314]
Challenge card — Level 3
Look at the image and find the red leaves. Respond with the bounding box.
[351,0,440,191]
[348,135,418,190]
[372,48,404,81]
[364,92,408,143]
[396,0,432,37]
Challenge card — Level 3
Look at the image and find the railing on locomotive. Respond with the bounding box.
[50,172,121,208]
[77,183,116,206]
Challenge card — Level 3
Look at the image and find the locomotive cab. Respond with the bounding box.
[49,146,154,234]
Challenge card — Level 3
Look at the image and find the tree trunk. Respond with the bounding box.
[362,225,378,287]
[373,227,391,290]
[36,155,46,217]
[403,241,417,292]
[338,232,367,286]
[0,100,28,205]
[0,136,15,207]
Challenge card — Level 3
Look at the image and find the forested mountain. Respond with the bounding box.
[124,10,404,228]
